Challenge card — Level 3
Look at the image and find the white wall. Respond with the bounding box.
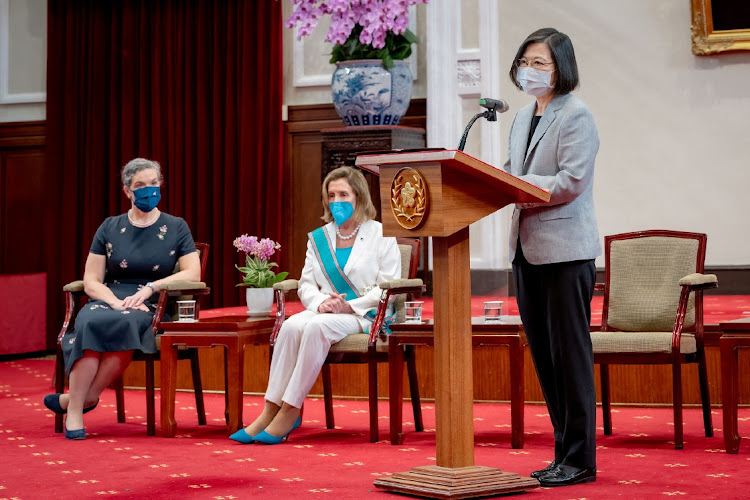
[0,0,46,122]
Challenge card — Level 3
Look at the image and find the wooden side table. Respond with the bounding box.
[720,317,750,453]
[388,316,526,448]
[159,316,274,437]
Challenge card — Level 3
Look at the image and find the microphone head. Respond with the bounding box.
[479,97,509,113]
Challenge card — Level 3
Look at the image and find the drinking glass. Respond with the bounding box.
[483,300,503,323]
[177,300,197,322]
[404,301,424,324]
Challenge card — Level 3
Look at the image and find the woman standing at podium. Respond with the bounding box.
[503,28,600,487]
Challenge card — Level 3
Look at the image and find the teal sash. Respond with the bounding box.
[308,226,394,335]
[308,227,360,301]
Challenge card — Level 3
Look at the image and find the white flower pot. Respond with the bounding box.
[246,287,274,317]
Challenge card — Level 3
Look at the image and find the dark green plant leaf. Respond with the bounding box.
[328,23,419,67]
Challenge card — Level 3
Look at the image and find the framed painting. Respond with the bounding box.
[691,0,750,55]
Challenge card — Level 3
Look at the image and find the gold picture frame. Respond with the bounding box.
[691,0,750,55]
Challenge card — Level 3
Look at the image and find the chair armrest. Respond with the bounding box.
[678,273,718,291]
[270,279,300,345]
[63,280,85,293]
[59,281,86,344]
[160,280,207,292]
[273,279,299,292]
[367,280,427,346]
[151,283,210,332]
[380,278,423,290]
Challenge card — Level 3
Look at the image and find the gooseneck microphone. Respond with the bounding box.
[479,97,510,114]
[457,97,510,151]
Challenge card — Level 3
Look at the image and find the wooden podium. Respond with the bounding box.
[356,149,550,498]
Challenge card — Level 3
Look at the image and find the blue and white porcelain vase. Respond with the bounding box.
[331,59,413,127]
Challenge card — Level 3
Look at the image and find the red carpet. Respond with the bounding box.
[2,359,749,499]
[202,295,750,326]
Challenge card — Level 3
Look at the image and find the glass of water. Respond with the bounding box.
[176,300,197,322]
[404,301,424,323]
[483,300,503,323]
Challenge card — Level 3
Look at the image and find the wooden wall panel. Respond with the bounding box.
[0,121,46,274]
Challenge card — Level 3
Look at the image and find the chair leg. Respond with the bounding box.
[322,363,335,429]
[405,347,423,432]
[672,362,684,449]
[698,356,713,437]
[368,357,379,443]
[189,349,206,425]
[54,346,65,433]
[145,356,156,436]
[600,364,612,435]
[114,375,126,423]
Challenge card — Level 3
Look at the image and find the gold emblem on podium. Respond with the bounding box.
[390,168,428,230]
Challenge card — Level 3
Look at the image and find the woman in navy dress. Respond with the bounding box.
[44,158,200,439]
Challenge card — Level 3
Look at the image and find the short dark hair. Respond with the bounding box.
[509,28,579,96]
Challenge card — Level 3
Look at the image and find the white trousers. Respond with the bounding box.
[265,310,362,409]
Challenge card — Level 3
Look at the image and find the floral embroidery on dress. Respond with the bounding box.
[89,304,110,310]
[121,310,131,315]
[120,259,128,269]
[69,337,76,344]
[157,225,168,240]
[169,250,176,256]
[153,265,160,271]
[105,242,113,257]
[120,227,126,233]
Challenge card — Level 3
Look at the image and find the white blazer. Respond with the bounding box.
[297,219,401,331]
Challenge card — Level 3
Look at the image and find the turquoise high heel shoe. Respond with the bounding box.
[253,416,302,445]
[228,428,256,444]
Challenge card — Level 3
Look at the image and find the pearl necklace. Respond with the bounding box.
[128,209,160,228]
[336,223,361,240]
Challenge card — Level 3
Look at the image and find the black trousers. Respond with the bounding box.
[513,246,597,469]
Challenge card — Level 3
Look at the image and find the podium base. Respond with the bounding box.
[373,465,539,499]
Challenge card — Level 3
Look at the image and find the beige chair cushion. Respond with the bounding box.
[591,331,697,354]
[607,236,698,332]
[329,333,389,353]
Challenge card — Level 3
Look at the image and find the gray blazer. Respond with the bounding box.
[503,93,601,265]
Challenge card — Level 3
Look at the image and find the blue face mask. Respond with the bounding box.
[132,186,161,212]
[329,201,354,226]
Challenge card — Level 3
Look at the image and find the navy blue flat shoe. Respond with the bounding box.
[44,394,99,415]
[64,423,86,440]
[228,428,255,444]
[253,416,302,445]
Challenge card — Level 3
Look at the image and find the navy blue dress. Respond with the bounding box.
[62,212,196,374]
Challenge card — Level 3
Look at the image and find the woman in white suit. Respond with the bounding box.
[230,166,401,445]
[503,28,600,487]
